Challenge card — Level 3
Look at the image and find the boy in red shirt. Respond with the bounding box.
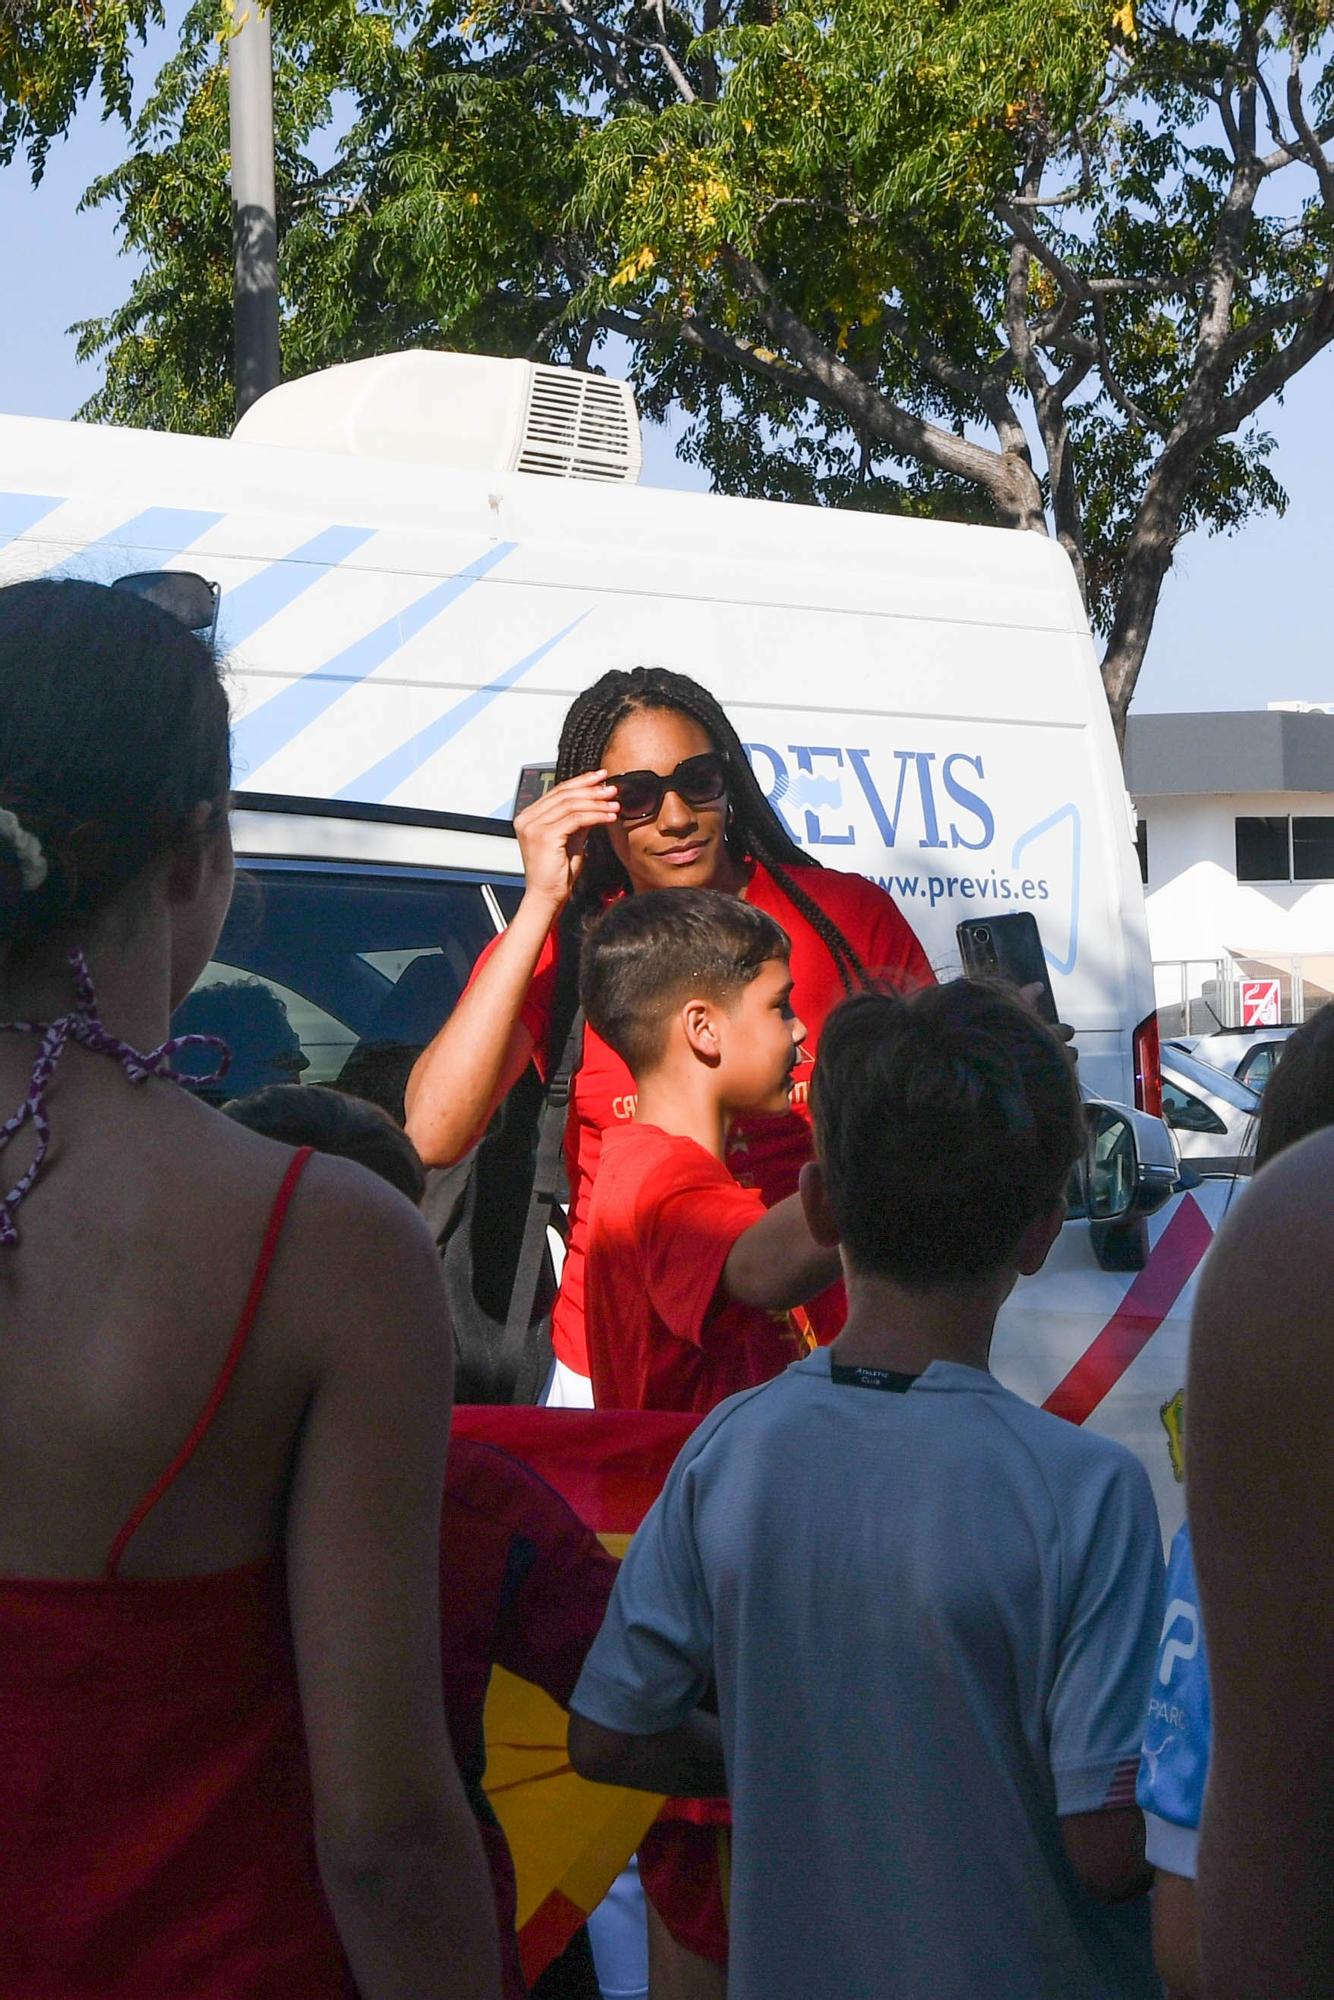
[579,887,842,1414]
[579,889,844,1992]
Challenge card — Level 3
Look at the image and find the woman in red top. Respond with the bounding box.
[0,580,499,1999]
[406,666,932,1400]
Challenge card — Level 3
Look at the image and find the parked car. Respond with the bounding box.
[1160,1044,1262,1175]
[177,793,1233,1537]
[1167,1026,1295,1094]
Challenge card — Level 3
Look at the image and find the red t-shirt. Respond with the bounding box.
[465,860,933,1373]
[584,1124,809,1414]
[441,1437,618,2000]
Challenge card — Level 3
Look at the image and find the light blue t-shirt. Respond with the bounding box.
[572,1350,1165,2000]
[1137,1521,1210,1878]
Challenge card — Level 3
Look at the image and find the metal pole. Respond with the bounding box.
[229,2,280,418]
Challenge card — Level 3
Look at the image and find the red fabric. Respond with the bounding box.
[464,861,932,1373]
[451,1407,702,1533]
[441,1436,619,2000]
[639,1820,731,1969]
[446,1413,730,1968]
[0,1151,353,1999]
[518,1888,589,1989]
[585,1126,808,1414]
[0,1565,353,2000]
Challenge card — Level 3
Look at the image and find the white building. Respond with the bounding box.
[1124,706,1334,1032]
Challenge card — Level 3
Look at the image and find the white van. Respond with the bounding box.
[0,350,1228,1531]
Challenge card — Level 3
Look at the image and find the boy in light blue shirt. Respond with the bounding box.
[568,979,1165,2000]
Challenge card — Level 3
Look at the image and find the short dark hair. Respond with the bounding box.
[1255,1005,1334,1171]
[223,1084,427,1206]
[812,981,1084,1288]
[0,578,230,965]
[579,887,789,1074]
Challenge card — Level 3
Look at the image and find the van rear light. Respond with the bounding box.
[1134,1012,1162,1117]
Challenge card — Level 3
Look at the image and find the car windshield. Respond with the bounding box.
[171,862,516,1118]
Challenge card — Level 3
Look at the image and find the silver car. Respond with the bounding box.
[1167,1027,1294,1095]
[1160,1045,1262,1175]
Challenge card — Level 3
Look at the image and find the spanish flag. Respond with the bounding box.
[455,1407,701,1985]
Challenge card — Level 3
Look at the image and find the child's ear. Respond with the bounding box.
[799,1159,841,1248]
[681,997,723,1067]
[1015,1200,1065,1277]
[165,802,224,906]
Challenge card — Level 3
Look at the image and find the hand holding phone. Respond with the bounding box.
[955,913,1060,1027]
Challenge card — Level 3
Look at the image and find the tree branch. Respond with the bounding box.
[546,0,633,98]
[1216,277,1334,431]
[1287,50,1334,216]
[719,248,1046,529]
[1177,143,1263,430]
[998,198,1166,435]
[1258,112,1334,176]
[600,300,819,397]
[625,31,696,102]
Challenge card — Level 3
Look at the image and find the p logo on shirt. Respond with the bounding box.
[1158,1598,1200,1684]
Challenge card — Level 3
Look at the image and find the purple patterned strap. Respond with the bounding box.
[0,948,230,1247]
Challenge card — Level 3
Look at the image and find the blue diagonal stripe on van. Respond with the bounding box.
[219,525,377,647]
[337,612,588,804]
[1012,803,1081,975]
[0,493,64,551]
[39,506,225,575]
[232,542,517,778]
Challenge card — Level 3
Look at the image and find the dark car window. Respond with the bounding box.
[171,863,504,1119]
[1162,1080,1227,1136]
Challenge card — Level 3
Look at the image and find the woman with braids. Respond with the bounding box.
[409,669,930,2000]
[0,580,500,2000]
[406,666,933,1408]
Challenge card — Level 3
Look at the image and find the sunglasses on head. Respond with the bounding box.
[607,750,729,825]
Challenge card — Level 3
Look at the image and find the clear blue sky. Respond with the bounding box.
[1,18,1329,716]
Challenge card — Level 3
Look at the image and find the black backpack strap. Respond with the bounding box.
[497,913,585,1400]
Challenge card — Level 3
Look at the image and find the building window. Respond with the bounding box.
[1135,819,1149,885]
[1292,817,1334,881]
[1236,816,1291,882]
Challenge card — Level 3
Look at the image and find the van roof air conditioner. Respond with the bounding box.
[231,349,642,484]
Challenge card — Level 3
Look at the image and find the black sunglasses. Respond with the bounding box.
[608,751,729,825]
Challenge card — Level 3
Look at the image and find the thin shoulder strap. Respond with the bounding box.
[104,1147,315,1580]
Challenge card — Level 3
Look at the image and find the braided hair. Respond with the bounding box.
[554,667,868,994]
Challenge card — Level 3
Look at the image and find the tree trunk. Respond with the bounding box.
[1100,442,1206,753]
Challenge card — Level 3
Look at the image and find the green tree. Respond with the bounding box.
[71,0,1334,734]
[0,1,163,174]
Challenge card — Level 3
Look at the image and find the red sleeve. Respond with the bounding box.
[819,870,935,992]
[494,1500,619,1709]
[638,1160,768,1350]
[463,922,559,1067]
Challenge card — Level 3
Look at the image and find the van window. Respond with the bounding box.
[171,864,503,1119]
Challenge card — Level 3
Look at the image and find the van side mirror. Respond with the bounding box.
[1086,1106,1137,1220]
[1070,1101,1181,1271]
[112,569,221,643]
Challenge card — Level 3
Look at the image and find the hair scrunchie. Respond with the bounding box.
[0,808,48,894]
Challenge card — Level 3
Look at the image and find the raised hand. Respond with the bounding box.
[515,771,621,912]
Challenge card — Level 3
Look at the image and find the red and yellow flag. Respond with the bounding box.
[454,1407,701,1983]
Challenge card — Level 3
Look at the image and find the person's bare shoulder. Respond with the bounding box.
[172,1098,448,1371]
[1191,1125,1334,1408]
